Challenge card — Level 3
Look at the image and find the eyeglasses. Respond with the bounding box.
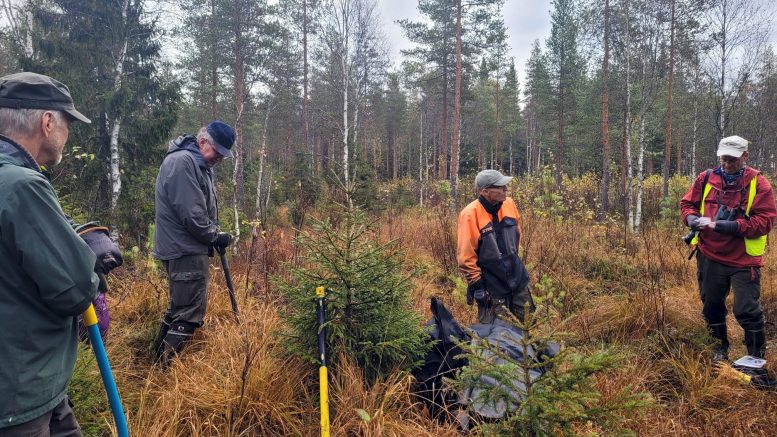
[719,156,741,164]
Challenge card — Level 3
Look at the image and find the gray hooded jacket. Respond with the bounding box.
[153,135,218,260]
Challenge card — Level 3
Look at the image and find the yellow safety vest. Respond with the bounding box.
[691,175,767,256]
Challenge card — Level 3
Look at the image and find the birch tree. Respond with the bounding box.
[703,0,770,142]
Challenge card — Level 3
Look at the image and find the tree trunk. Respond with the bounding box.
[635,114,646,232]
[556,85,564,189]
[303,0,311,167]
[691,65,699,176]
[450,0,462,211]
[341,5,350,186]
[718,0,728,142]
[419,110,424,206]
[107,0,129,241]
[440,68,449,181]
[598,0,611,220]
[622,0,632,228]
[662,0,675,197]
[255,104,272,222]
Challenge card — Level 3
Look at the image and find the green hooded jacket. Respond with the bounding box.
[0,135,98,428]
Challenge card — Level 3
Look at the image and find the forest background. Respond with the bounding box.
[1,0,776,243]
[2,0,777,435]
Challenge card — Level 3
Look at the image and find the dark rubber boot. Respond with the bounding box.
[151,321,170,361]
[159,322,196,368]
[745,330,766,359]
[709,323,729,361]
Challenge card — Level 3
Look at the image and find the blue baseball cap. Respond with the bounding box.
[206,120,235,158]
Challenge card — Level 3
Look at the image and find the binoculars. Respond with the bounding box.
[681,205,741,245]
[681,229,698,245]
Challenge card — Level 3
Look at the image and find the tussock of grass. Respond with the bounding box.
[329,355,460,437]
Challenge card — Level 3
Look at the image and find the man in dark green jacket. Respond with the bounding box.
[0,72,97,436]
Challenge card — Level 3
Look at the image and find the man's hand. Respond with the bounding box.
[687,214,700,230]
[687,215,713,231]
[466,279,485,306]
[212,232,233,248]
[80,226,123,274]
[711,220,739,234]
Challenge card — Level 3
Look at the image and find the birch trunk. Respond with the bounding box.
[635,113,646,232]
[107,0,129,241]
[623,0,633,229]
[340,2,350,186]
[255,106,272,221]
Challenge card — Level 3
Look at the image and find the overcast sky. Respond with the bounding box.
[377,0,777,88]
[378,0,553,86]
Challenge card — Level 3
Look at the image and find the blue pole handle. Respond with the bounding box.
[83,304,129,437]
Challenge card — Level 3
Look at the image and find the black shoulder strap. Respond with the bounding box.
[702,169,712,191]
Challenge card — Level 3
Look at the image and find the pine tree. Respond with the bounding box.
[546,0,584,189]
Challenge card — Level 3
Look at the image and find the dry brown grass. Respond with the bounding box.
[82,199,777,436]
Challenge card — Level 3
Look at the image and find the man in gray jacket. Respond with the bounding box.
[152,120,235,366]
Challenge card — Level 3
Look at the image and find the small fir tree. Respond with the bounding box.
[276,201,429,381]
[453,276,652,436]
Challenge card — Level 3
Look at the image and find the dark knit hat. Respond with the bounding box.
[0,72,91,123]
[206,120,235,158]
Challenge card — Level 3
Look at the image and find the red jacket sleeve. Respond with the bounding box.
[680,171,707,225]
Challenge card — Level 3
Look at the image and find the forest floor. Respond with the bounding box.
[70,202,777,436]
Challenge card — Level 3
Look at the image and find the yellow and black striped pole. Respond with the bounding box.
[316,286,330,437]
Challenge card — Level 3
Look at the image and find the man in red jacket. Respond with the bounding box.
[680,135,777,361]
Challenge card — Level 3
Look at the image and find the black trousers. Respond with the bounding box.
[477,285,535,324]
[696,251,764,332]
[0,397,80,437]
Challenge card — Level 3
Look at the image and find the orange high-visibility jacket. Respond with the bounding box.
[457,197,529,297]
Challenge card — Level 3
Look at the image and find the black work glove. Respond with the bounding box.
[686,214,701,231]
[212,232,233,248]
[80,225,123,274]
[96,270,109,293]
[713,220,739,234]
[466,279,485,306]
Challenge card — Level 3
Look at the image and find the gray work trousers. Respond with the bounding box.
[0,397,80,437]
[162,254,210,327]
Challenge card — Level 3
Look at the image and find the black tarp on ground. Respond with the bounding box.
[413,297,559,425]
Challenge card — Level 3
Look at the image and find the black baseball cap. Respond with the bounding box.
[0,72,91,123]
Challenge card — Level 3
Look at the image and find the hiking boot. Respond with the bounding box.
[712,348,730,362]
[709,323,729,362]
[745,329,766,359]
[151,321,170,360]
[158,322,196,368]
